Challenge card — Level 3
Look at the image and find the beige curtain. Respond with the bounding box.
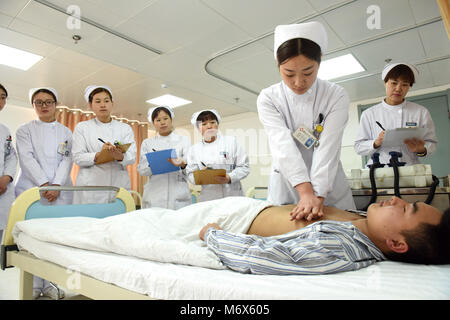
[56,106,148,205]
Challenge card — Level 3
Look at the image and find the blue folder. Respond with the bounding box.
[145,149,180,175]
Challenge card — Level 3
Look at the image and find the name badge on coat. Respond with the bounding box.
[405,121,418,127]
[4,135,12,156]
[292,126,317,149]
[57,140,70,156]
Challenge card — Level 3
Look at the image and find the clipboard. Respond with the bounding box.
[193,169,226,185]
[382,127,427,148]
[145,149,179,175]
[95,143,131,164]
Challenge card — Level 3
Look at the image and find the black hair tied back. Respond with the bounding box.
[276,38,322,66]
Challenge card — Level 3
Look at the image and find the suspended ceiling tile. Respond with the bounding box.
[203,0,317,36]
[0,26,59,57]
[121,0,229,53]
[87,0,157,22]
[46,47,109,73]
[413,63,436,89]
[323,0,416,45]
[41,0,127,30]
[13,1,106,44]
[184,22,252,58]
[408,0,441,23]
[0,12,14,28]
[85,32,160,72]
[306,0,350,12]
[350,29,426,74]
[418,21,450,58]
[338,73,386,102]
[0,0,29,17]
[427,58,450,86]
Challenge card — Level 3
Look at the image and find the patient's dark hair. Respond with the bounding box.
[0,83,7,97]
[276,38,322,66]
[384,64,415,87]
[385,207,450,265]
[196,111,218,124]
[151,107,172,122]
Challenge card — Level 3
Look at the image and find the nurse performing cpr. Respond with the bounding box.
[72,85,136,204]
[15,87,73,206]
[186,109,250,202]
[137,106,192,209]
[257,22,355,221]
[354,62,437,166]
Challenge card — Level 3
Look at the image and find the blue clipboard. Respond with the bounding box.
[145,149,180,175]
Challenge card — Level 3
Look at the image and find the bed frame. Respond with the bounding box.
[1,186,153,300]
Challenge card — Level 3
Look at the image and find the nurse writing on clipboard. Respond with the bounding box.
[354,63,437,166]
[257,22,355,221]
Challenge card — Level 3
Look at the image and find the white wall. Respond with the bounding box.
[1,101,36,137]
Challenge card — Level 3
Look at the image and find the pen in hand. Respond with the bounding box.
[201,162,213,169]
[376,121,386,131]
[98,138,107,144]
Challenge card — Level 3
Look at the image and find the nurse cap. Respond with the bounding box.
[29,87,58,104]
[273,21,328,60]
[381,62,419,82]
[147,105,175,122]
[190,109,221,127]
[84,85,113,103]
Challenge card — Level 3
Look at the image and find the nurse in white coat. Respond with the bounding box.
[138,106,192,209]
[186,109,250,202]
[14,87,71,299]
[72,86,136,204]
[354,62,437,166]
[15,87,73,206]
[257,22,355,221]
[0,84,17,236]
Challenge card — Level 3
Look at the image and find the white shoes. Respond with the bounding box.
[33,282,65,300]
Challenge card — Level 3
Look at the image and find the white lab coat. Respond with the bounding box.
[257,79,355,210]
[72,118,136,204]
[186,134,250,202]
[0,123,17,230]
[138,132,192,209]
[354,99,437,166]
[15,120,73,205]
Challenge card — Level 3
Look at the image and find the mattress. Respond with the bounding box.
[15,231,450,300]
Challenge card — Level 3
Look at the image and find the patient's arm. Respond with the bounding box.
[246,205,363,237]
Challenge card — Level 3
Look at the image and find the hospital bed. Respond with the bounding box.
[1,186,449,300]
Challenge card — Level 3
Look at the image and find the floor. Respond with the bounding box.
[0,267,89,300]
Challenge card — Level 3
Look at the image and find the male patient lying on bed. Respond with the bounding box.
[199,197,450,275]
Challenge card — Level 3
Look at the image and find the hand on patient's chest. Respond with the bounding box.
[247,205,362,237]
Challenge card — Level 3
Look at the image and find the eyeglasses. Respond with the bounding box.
[33,100,56,107]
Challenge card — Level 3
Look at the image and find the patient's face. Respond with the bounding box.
[367,197,442,238]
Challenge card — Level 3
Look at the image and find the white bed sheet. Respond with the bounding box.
[16,231,450,300]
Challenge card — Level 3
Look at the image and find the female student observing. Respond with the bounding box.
[72,85,136,204]
[15,87,72,299]
[0,83,17,240]
[137,106,192,209]
[15,87,73,205]
[186,109,250,202]
[354,62,437,166]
